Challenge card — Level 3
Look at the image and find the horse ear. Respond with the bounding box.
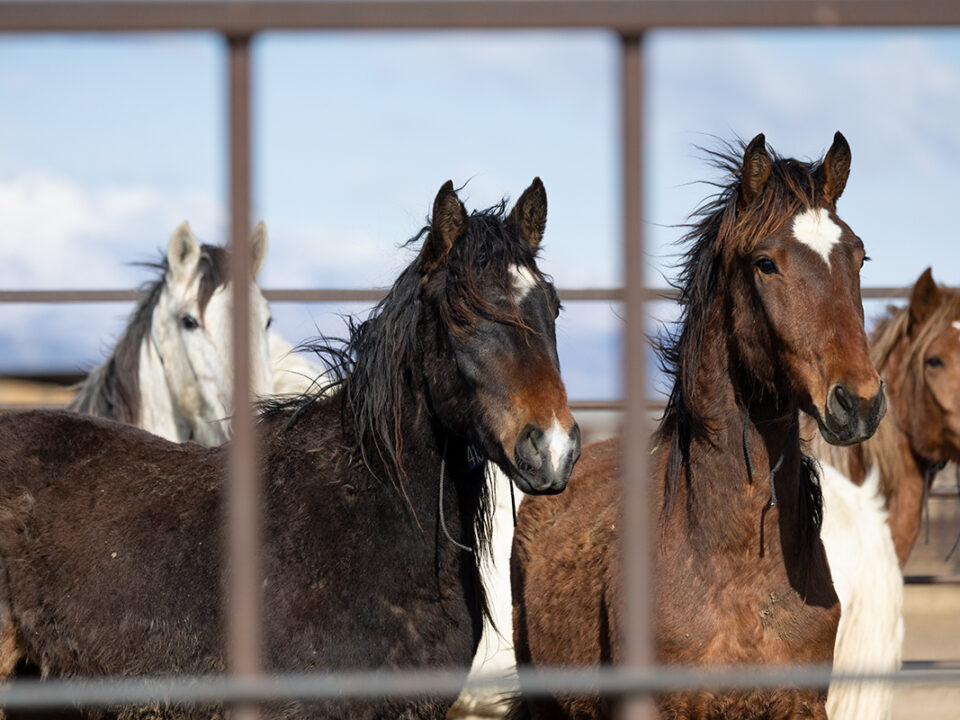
[738,133,771,209]
[167,221,200,278]
[908,267,941,335]
[421,180,468,272]
[508,177,548,250]
[819,131,851,205]
[249,222,268,278]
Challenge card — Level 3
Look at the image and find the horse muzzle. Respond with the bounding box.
[817,380,886,446]
[511,420,581,495]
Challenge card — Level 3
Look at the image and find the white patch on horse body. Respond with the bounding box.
[269,331,326,396]
[819,462,902,720]
[952,320,960,335]
[792,207,842,267]
[509,264,538,302]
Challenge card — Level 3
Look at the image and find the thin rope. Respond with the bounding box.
[742,405,790,506]
[509,477,518,527]
[438,435,473,553]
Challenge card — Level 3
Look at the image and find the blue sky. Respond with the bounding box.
[3,27,960,400]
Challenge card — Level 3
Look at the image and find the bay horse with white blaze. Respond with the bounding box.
[815,267,960,720]
[0,179,580,719]
[67,221,274,445]
[510,133,884,719]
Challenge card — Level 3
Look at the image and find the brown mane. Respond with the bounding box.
[657,140,838,513]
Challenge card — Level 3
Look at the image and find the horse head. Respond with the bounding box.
[724,132,885,445]
[417,179,580,494]
[874,269,960,466]
[150,222,273,445]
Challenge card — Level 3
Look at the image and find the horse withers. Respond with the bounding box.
[67,221,274,445]
[510,133,884,719]
[815,268,960,720]
[0,178,579,719]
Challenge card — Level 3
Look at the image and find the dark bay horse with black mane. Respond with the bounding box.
[510,133,885,719]
[0,179,581,719]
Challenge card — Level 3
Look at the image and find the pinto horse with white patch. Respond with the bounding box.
[0,179,579,720]
[510,133,884,720]
[67,221,274,445]
[814,268,960,720]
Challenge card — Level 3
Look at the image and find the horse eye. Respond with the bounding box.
[927,356,945,369]
[754,257,779,275]
[861,255,871,270]
[181,314,200,331]
[266,316,273,330]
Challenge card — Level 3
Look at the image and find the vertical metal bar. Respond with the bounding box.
[227,32,261,719]
[620,33,656,720]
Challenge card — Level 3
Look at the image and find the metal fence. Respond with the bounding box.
[4,2,960,719]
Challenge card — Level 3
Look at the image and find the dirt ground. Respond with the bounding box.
[893,470,960,720]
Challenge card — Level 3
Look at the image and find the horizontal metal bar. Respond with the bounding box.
[4,0,960,33]
[0,664,960,711]
[0,286,930,304]
[904,575,960,586]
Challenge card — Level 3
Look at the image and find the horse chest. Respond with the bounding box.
[659,554,837,666]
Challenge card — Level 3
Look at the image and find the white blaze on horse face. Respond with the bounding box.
[792,207,842,267]
[543,415,570,474]
[510,264,538,302]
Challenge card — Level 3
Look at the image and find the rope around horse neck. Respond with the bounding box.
[438,435,473,553]
[743,405,793,508]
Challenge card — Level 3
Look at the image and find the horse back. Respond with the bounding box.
[0,410,226,677]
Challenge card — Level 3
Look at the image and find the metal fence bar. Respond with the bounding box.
[0,286,937,304]
[226,33,261,720]
[5,0,960,33]
[620,32,656,720]
[0,665,957,710]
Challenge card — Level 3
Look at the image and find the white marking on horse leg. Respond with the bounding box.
[792,207,842,267]
[509,264,538,302]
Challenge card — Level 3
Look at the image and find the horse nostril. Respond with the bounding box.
[516,425,544,471]
[832,384,854,414]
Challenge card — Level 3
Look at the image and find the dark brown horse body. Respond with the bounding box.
[511,134,884,719]
[0,180,581,719]
[815,268,960,566]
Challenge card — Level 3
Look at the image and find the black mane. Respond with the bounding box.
[67,245,229,425]
[260,200,546,559]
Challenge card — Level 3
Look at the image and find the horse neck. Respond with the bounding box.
[137,331,191,442]
[662,306,817,585]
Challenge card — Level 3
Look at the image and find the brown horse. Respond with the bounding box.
[0,179,581,719]
[510,133,885,719]
[812,269,960,720]
[816,268,960,565]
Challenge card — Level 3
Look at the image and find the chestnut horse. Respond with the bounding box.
[0,179,581,719]
[814,268,960,720]
[510,133,885,719]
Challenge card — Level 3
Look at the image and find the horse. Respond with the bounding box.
[66,221,274,446]
[509,133,885,719]
[267,331,326,397]
[0,178,581,720]
[813,267,960,720]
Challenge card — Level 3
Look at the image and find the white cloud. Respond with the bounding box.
[0,172,225,288]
